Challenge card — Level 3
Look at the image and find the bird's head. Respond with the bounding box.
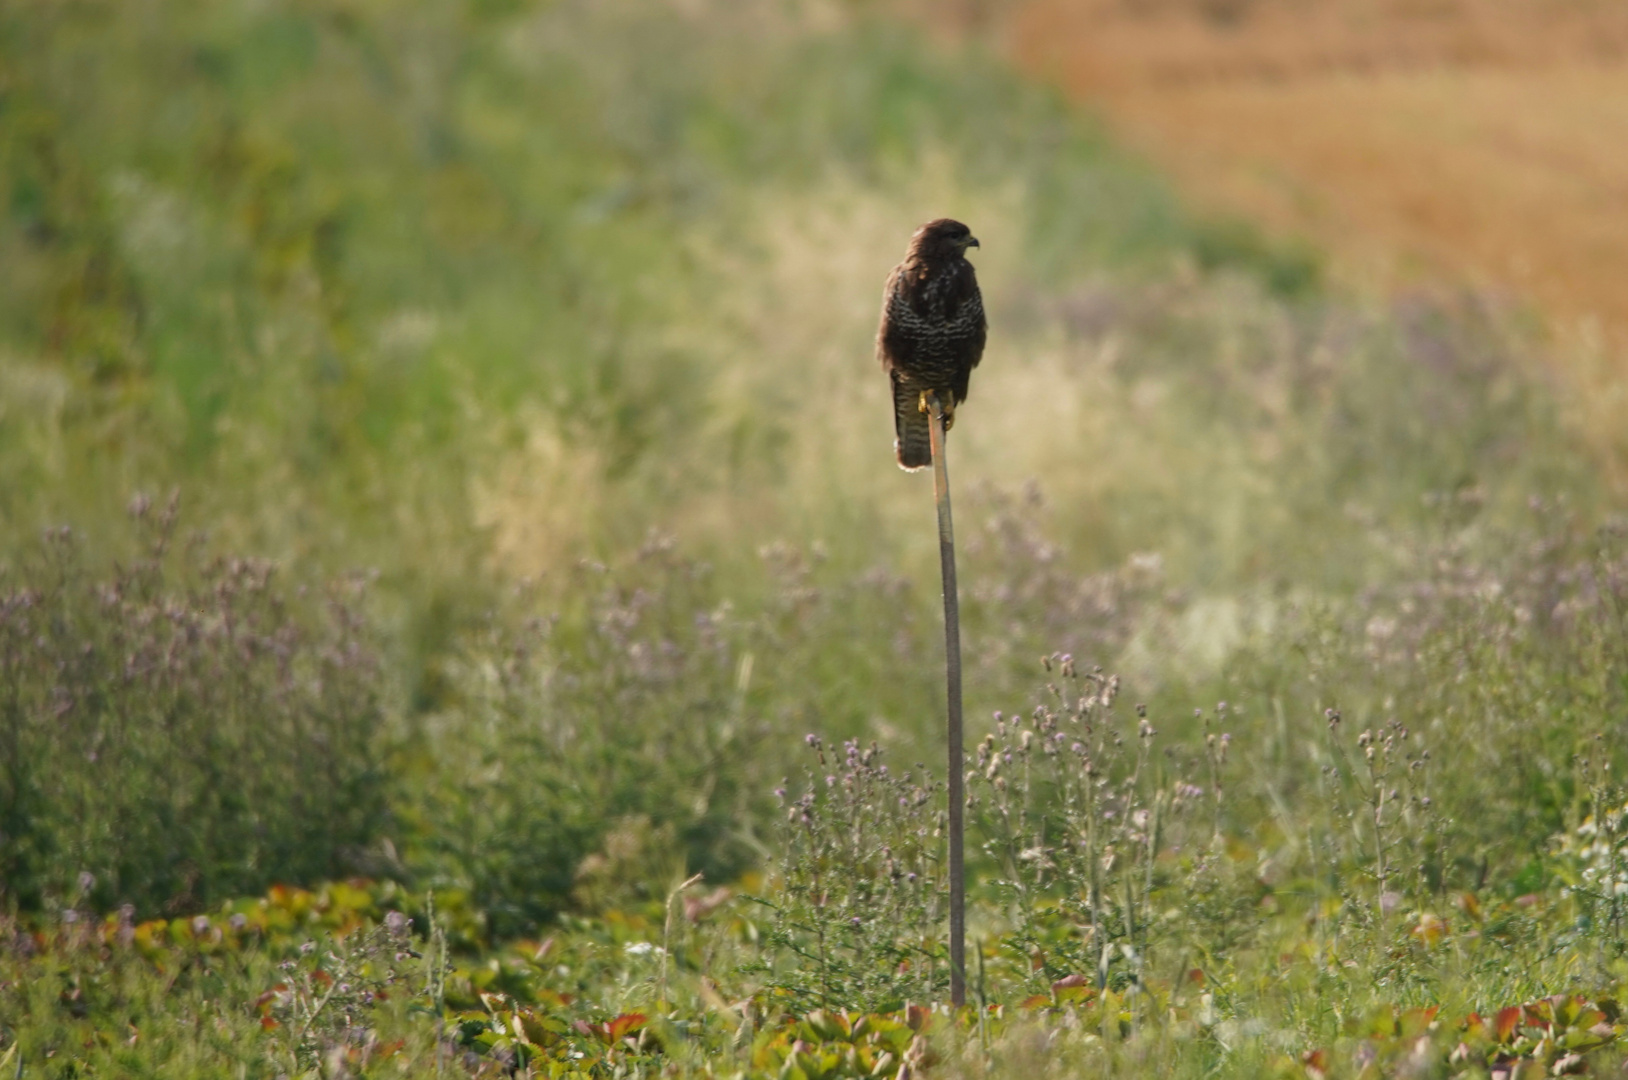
[908,218,979,261]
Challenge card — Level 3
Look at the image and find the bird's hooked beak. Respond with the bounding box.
[963,236,980,249]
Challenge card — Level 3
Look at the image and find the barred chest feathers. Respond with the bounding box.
[889,263,981,349]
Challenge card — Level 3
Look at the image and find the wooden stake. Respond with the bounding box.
[925,390,966,1008]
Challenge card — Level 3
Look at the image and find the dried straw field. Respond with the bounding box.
[990,0,1628,407]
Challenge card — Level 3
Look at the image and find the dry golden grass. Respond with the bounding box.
[954,0,1628,455]
[1090,65,1628,326]
[1005,0,1628,90]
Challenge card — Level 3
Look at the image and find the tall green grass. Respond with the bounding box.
[0,0,1618,954]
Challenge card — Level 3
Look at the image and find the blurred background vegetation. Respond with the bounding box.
[0,0,1620,940]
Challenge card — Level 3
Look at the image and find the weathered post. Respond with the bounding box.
[924,390,966,1008]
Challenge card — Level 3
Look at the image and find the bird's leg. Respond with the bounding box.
[918,390,956,430]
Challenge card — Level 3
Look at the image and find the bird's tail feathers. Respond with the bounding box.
[893,381,933,471]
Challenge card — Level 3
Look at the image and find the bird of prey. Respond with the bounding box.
[876,218,986,471]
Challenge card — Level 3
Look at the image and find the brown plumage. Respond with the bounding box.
[876,218,986,470]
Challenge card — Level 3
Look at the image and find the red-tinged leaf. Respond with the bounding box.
[1495,1006,1522,1042]
[377,1039,405,1059]
[1018,995,1050,1010]
[311,969,333,988]
[374,989,388,1001]
[1029,947,1045,971]
[1051,973,1095,1006]
[906,1004,932,1032]
[1188,968,1206,985]
[1399,1005,1439,1039]
[1301,1047,1328,1078]
[573,1019,594,1038]
[260,1016,280,1031]
[607,1013,646,1041]
[1524,1002,1554,1031]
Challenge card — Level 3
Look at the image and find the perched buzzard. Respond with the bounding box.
[876,218,986,471]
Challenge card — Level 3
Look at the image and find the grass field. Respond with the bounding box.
[2,1,1628,1076]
